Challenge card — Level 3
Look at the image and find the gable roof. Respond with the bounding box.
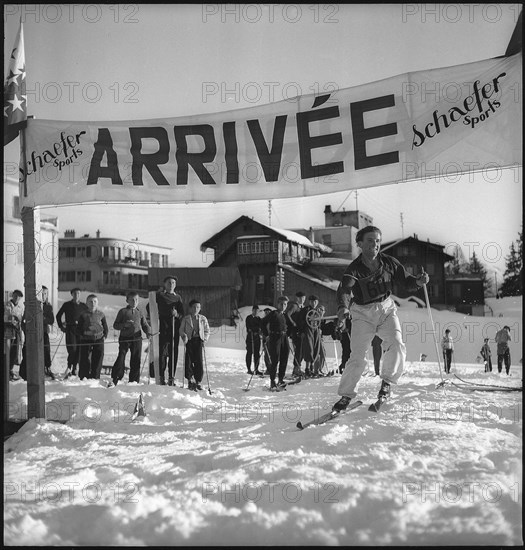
[381,236,454,260]
[201,215,331,252]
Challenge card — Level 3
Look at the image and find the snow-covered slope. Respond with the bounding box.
[4,294,522,545]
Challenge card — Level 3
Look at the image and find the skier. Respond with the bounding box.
[56,288,88,376]
[441,329,454,374]
[261,295,290,390]
[480,338,492,372]
[285,291,306,377]
[245,305,263,375]
[4,289,24,380]
[148,276,185,385]
[495,325,512,375]
[332,225,429,412]
[111,291,151,386]
[77,294,109,380]
[180,298,210,390]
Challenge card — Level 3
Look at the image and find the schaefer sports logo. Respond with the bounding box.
[20,130,86,179]
[411,71,506,148]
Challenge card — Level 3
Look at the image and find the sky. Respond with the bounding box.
[3,3,522,279]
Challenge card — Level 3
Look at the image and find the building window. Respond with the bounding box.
[59,271,75,282]
[257,275,264,286]
[451,283,461,298]
[238,242,250,255]
[264,241,270,253]
[398,246,409,256]
[322,234,332,246]
[272,241,278,252]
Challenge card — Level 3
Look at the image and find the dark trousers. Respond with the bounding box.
[65,327,81,371]
[185,337,204,383]
[443,349,453,373]
[112,332,142,384]
[246,333,261,372]
[372,335,383,375]
[267,333,290,382]
[79,337,105,379]
[290,331,303,374]
[497,350,511,373]
[160,330,180,382]
[19,331,52,380]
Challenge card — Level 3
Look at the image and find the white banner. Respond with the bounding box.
[20,53,522,207]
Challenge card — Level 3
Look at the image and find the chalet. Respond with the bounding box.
[445,275,485,316]
[200,216,331,307]
[380,235,454,307]
[148,267,242,326]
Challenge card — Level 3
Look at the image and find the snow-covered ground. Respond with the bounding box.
[4,294,522,545]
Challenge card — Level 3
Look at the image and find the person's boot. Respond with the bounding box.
[332,396,351,412]
[378,380,391,398]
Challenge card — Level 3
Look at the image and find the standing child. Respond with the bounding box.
[441,329,454,374]
[261,296,290,390]
[77,294,108,380]
[245,305,262,375]
[480,338,492,372]
[179,299,210,391]
[111,292,151,386]
[261,308,273,375]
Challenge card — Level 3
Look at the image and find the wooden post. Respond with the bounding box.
[21,205,45,419]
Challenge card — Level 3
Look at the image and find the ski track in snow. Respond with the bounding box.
[4,295,523,545]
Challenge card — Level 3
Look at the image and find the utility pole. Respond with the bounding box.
[400,213,404,238]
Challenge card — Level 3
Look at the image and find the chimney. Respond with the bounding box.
[323,205,332,214]
[64,229,75,238]
[96,229,100,238]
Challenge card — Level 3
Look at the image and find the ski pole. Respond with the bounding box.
[171,316,176,386]
[243,368,256,392]
[139,338,151,384]
[203,343,212,395]
[421,267,445,386]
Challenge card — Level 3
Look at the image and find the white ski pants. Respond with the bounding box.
[338,297,406,398]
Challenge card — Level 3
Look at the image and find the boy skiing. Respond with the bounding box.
[332,226,429,412]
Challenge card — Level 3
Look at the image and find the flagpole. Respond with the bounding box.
[21,120,46,420]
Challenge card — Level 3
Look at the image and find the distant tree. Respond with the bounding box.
[468,251,491,296]
[500,230,523,297]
